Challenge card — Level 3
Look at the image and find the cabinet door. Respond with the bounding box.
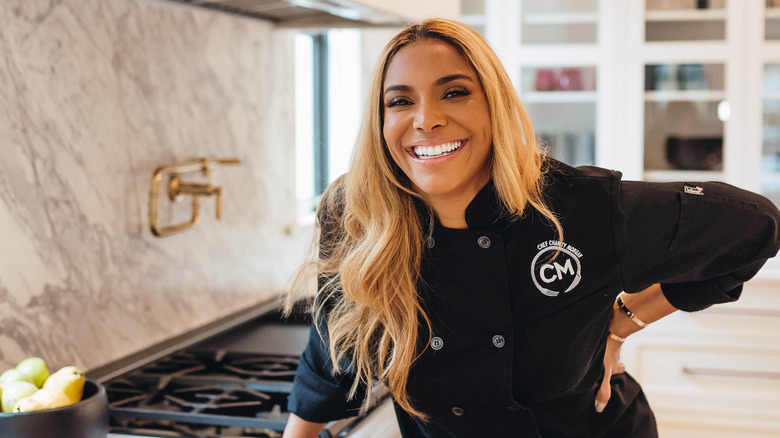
[767,0,780,41]
[492,0,606,167]
[762,63,780,205]
[640,0,736,182]
[761,0,780,206]
[645,0,728,43]
[643,63,727,178]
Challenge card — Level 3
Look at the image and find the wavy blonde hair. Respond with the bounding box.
[286,18,562,420]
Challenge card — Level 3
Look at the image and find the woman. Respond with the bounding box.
[283,18,780,438]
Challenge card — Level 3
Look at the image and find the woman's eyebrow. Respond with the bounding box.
[435,74,473,85]
[384,74,474,96]
[384,84,412,95]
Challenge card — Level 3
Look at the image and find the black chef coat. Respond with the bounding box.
[288,162,780,437]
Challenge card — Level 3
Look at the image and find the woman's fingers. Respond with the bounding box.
[595,366,612,413]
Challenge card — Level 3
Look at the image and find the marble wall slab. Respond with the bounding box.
[0,0,307,372]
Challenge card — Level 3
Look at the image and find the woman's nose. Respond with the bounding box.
[413,101,447,132]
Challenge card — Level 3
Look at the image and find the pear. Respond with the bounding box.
[42,366,85,404]
[1,381,37,412]
[0,369,34,388]
[16,357,49,388]
[13,388,71,412]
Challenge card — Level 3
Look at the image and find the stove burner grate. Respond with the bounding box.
[106,353,298,432]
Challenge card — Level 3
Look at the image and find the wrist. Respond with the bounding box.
[608,296,645,339]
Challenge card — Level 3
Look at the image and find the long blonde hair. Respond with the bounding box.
[286,18,562,420]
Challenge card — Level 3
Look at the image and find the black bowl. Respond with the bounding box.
[0,379,109,438]
[666,136,723,170]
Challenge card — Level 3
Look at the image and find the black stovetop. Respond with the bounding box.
[103,302,313,437]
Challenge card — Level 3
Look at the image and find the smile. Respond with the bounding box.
[411,140,463,160]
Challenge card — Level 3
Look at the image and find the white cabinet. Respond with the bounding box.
[469,0,780,274]
[484,0,610,168]
[622,280,780,436]
[474,0,780,191]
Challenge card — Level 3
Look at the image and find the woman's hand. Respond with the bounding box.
[595,333,626,413]
[594,284,677,413]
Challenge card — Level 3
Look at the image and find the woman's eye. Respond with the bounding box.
[444,88,470,99]
[386,97,412,107]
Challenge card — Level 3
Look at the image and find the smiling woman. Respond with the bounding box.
[382,40,493,229]
[282,17,780,438]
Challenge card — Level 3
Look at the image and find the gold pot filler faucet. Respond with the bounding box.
[149,157,241,237]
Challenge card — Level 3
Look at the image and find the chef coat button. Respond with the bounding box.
[425,236,435,249]
[492,334,505,348]
[451,406,464,416]
[431,336,444,350]
[477,236,491,249]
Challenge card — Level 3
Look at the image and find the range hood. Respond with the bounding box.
[167,0,460,27]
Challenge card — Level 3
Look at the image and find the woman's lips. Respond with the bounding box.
[406,140,465,161]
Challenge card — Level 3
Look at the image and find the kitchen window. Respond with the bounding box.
[295,30,362,220]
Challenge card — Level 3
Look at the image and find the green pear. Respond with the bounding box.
[42,366,85,404]
[0,369,34,388]
[16,357,49,388]
[14,388,71,412]
[1,381,37,412]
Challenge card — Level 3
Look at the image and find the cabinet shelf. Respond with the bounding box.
[645,90,726,102]
[645,9,727,22]
[764,91,780,101]
[523,12,598,25]
[521,91,598,103]
[767,8,780,19]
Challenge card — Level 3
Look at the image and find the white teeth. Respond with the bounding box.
[413,141,462,159]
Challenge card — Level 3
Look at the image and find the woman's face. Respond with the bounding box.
[382,39,492,202]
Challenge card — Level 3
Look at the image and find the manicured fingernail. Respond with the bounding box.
[595,401,607,413]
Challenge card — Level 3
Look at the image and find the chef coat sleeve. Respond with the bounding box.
[287,314,367,423]
[611,176,780,311]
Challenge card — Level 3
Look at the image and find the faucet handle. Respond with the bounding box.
[202,157,241,178]
[214,187,223,219]
[149,157,240,237]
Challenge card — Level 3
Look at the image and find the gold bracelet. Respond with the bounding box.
[608,332,626,343]
[617,294,648,328]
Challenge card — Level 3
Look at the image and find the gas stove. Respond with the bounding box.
[92,299,396,438]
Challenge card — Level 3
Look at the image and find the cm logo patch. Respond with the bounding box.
[530,242,583,297]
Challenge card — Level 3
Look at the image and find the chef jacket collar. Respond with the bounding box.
[464,179,517,231]
[413,180,516,233]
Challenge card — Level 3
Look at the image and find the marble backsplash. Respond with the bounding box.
[0,0,307,372]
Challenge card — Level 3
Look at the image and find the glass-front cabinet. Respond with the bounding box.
[645,0,728,42]
[518,0,600,167]
[643,63,726,178]
[764,64,780,205]
[476,0,780,203]
[641,0,731,181]
[762,0,780,207]
[483,0,605,168]
[767,0,780,40]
